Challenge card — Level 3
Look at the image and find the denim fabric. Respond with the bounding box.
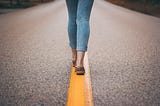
[66,0,94,51]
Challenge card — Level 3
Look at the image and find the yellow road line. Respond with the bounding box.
[67,52,94,106]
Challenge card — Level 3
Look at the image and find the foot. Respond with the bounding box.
[75,66,85,75]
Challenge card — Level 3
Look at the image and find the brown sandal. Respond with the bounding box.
[75,66,85,75]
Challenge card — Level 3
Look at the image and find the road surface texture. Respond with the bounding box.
[0,9,22,14]
[89,1,160,106]
[0,1,71,105]
[0,0,160,106]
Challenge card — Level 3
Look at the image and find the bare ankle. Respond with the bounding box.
[72,48,77,60]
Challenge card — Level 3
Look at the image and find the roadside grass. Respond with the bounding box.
[0,1,38,9]
[106,0,160,18]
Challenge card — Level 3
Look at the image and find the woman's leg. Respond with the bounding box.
[65,0,78,64]
[76,51,85,67]
[76,0,94,67]
[76,0,94,51]
[71,48,77,66]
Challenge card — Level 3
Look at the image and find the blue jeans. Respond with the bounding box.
[66,0,94,51]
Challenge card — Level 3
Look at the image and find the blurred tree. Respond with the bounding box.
[10,0,13,5]
[16,0,21,5]
[109,0,160,5]
[131,0,160,4]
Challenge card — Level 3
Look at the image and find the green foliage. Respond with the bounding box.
[0,3,35,8]
[0,0,54,8]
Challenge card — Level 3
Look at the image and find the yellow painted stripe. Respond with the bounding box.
[67,52,94,106]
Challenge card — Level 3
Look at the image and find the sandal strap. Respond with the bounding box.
[75,66,85,75]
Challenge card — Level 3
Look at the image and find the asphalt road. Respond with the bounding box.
[89,1,160,106]
[0,1,71,106]
[0,0,160,106]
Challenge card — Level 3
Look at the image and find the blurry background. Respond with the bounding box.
[0,0,160,17]
[106,0,160,17]
[0,0,54,14]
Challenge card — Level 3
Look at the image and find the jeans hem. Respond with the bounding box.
[76,47,87,52]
